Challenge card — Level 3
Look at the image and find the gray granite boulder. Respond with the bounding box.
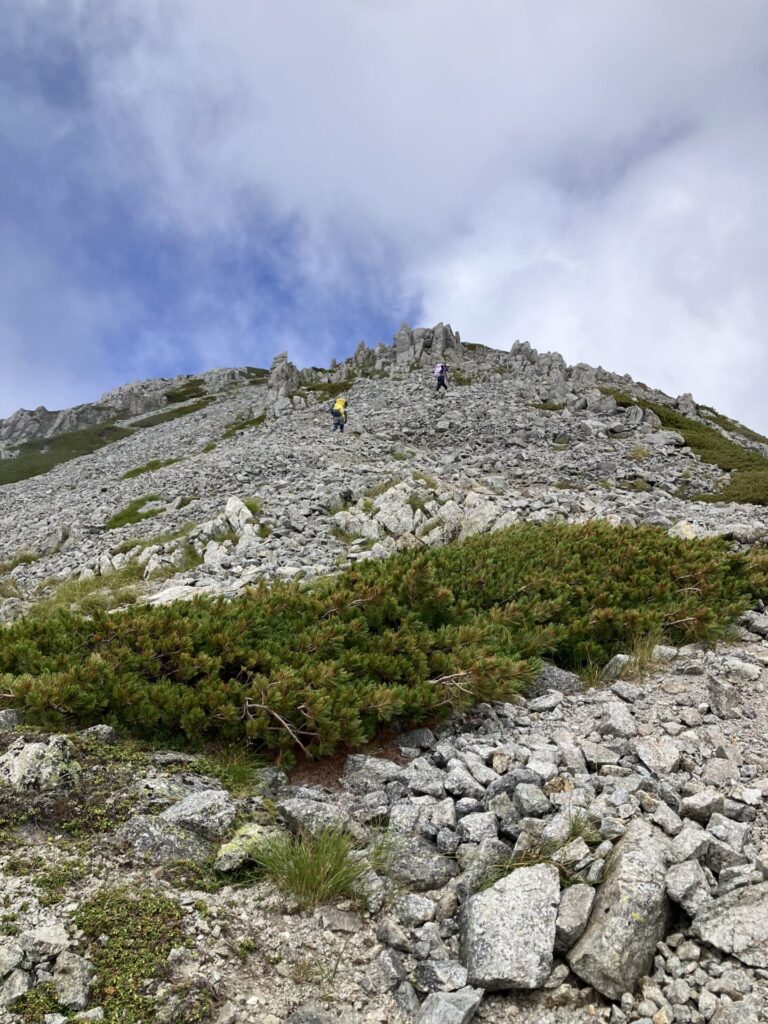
[54,951,95,1010]
[414,986,483,1024]
[117,814,213,864]
[555,883,595,953]
[631,735,681,775]
[568,820,670,999]
[0,735,80,791]
[389,836,460,892]
[666,860,712,917]
[160,788,237,840]
[460,863,560,990]
[691,882,768,967]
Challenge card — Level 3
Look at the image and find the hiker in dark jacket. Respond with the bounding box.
[434,363,448,392]
[331,396,348,432]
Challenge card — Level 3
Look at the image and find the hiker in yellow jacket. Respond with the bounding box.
[331,396,348,433]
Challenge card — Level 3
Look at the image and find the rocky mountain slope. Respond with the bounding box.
[2,324,768,1024]
[1,323,767,623]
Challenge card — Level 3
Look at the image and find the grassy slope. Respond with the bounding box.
[601,388,768,505]
[0,367,267,487]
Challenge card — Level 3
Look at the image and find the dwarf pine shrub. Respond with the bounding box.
[0,523,766,759]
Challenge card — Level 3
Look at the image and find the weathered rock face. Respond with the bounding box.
[54,951,95,1010]
[568,820,670,999]
[389,836,460,892]
[691,882,768,968]
[159,788,237,840]
[460,863,560,990]
[117,814,213,864]
[0,735,80,790]
[666,859,712,916]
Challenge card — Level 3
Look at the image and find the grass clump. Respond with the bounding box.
[196,746,268,796]
[243,366,269,382]
[75,887,184,1024]
[0,551,39,574]
[164,378,206,403]
[330,525,362,545]
[223,412,266,439]
[246,828,372,909]
[619,631,663,681]
[0,579,20,599]
[33,562,145,617]
[450,369,472,386]
[106,496,163,531]
[407,493,429,515]
[417,518,442,538]
[413,471,438,490]
[1,523,766,761]
[484,811,601,889]
[302,380,352,400]
[122,457,181,480]
[130,398,213,430]
[365,477,403,499]
[531,401,565,412]
[243,497,263,516]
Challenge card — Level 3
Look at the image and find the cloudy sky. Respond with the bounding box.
[2,0,768,429]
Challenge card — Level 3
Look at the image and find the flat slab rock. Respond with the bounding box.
[568,819,670,1000]
[460,863,560,990]
[691,881,768,968]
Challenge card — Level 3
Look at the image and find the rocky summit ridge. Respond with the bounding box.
[1,325,768,1023]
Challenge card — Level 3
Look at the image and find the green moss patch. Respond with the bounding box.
[75,888,185,1024]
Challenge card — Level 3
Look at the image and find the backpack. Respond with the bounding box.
[332,397,347,415]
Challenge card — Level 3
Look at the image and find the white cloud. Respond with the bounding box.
[2,0,768,429]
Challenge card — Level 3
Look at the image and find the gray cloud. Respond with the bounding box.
[2,0,768,429]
